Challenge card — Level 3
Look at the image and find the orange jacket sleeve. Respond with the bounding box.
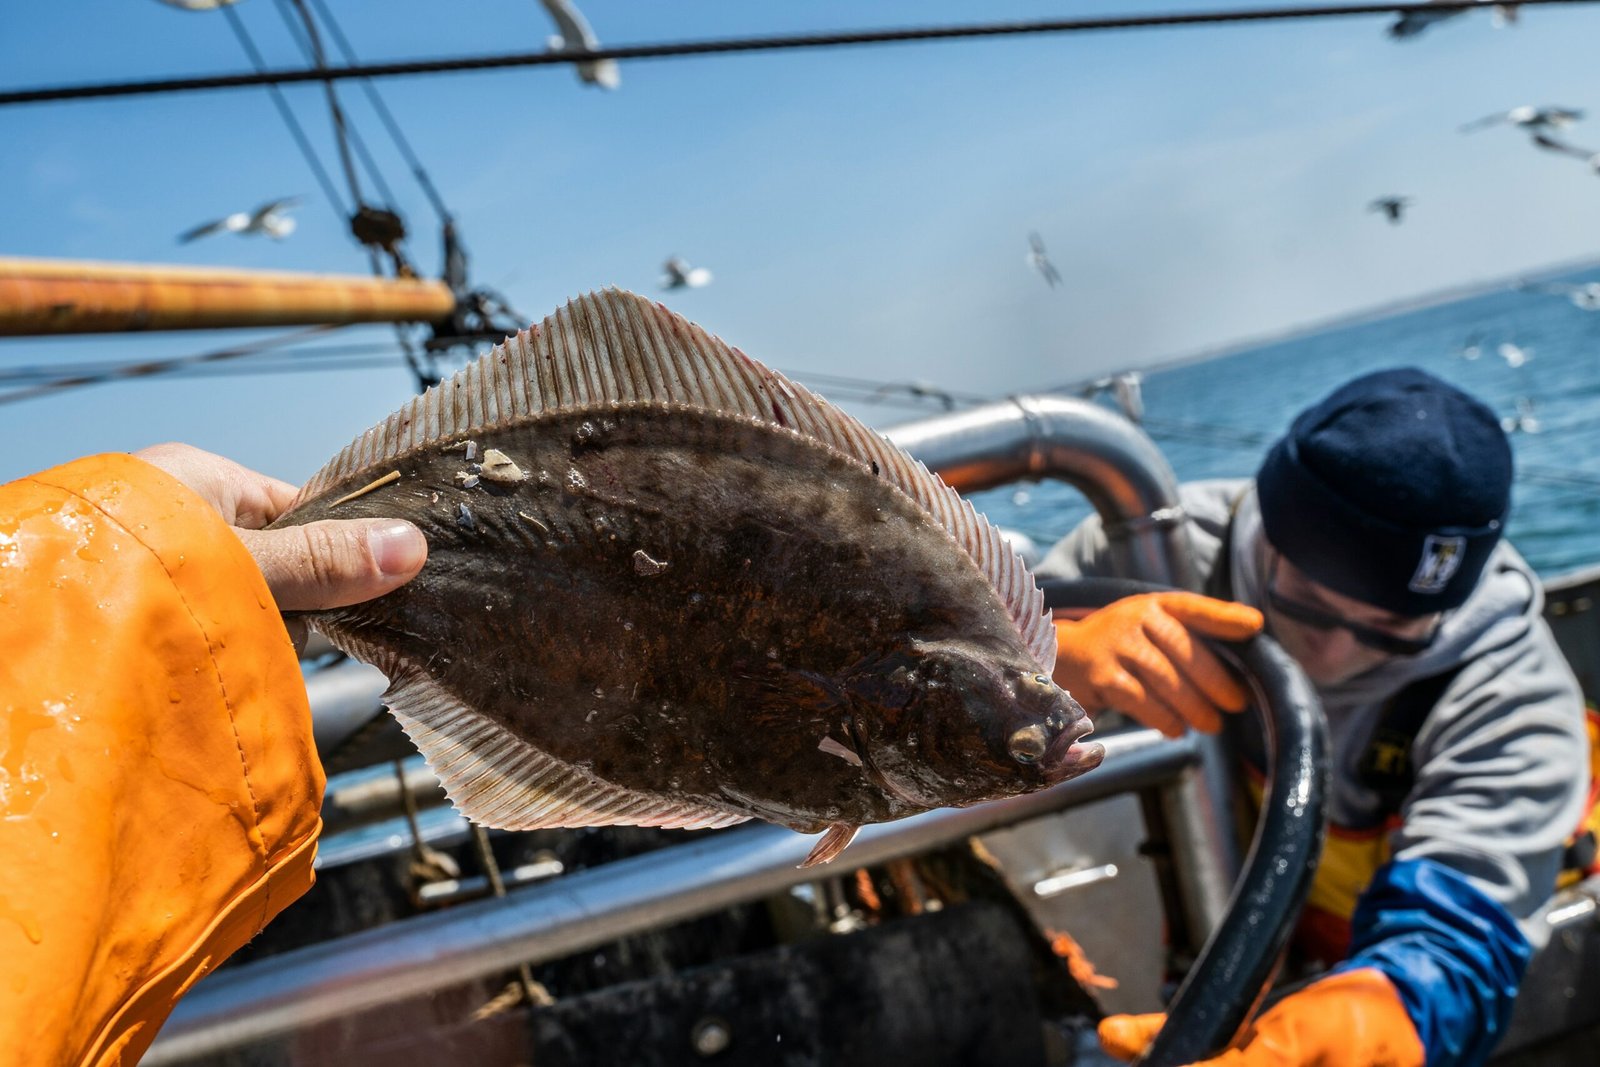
[0,454,325,1066]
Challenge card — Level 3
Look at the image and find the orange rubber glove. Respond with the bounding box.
[1097,968,1425,1067]
[1052,592,1263,737]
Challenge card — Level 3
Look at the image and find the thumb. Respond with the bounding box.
[236,518,428,612]
[1098,1012,1168,1062]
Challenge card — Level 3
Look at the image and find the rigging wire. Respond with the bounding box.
[39,356,409,381]
[304,0,453,224]
[273,0,396,213]
[272,0,427,384]
[796,369,989,408]
[0,341,406,384]
[0,324,348,407]
[6,1,1598,107]
[219,2,347,218]
[283,0,365,210]
[0,339,984,413]
[8,331,1599,489]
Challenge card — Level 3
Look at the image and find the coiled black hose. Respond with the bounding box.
[1040,577,1328,1065]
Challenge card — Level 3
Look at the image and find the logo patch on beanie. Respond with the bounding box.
[1410,534,1466,594]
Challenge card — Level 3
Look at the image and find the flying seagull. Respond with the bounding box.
[1520,280,1600,310]
[1460,105,1584,135]
[1388,0,1469,38]
[1027,232,1063,288]
[1368,196,1411,224]
[1389,0,1517,38]
[538,0,620,90]
[1528,132,1600,172]
[1075,373,1146,423]
[151,0,241,9]
[660,256,713,290]
[177,197,300,243]
[1501,397,1542,435]
[1497,341,1533,368]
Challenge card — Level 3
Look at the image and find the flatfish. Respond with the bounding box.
[276,289,1103,864]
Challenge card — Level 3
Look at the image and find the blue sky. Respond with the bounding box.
[5,1,1600,484]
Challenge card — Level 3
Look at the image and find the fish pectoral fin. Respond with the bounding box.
[800,823,860,868]
[373,662,749,833]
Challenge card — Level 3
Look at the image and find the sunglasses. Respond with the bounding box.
[1265,566,1440,657]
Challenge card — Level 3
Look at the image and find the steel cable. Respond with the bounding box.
[6,2,1598,107]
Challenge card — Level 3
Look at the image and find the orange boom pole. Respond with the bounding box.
[0,256,457,336]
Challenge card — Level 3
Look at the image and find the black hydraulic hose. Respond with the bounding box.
[1040,577,1328,1064]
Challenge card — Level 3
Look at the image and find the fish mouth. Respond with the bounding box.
[1037,716,1105,782]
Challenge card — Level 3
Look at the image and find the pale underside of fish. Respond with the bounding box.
[276,289,1103,865]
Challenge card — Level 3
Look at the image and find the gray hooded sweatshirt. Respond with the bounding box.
[1039,478,1591,932]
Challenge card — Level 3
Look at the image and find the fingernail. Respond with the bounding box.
[368,521,427,576]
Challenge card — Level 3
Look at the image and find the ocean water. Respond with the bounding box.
[967,265,1600,580]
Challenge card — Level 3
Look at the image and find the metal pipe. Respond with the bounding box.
[0,256,455,335]
[146,727,1196,1063]
[1155,744,1240,958]
[321,758,445,835]
[884,395,1199,590]
[306,658,390,758]
[315,804,469,871]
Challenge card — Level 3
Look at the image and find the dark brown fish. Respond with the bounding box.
[276,289,1103,864]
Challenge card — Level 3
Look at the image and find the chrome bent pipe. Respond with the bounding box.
[884,395,1200,590]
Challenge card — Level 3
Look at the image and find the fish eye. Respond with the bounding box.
[1032,674,1051,687]
[1008,723,1050,764]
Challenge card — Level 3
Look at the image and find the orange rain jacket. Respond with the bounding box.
[0,454,324,1065]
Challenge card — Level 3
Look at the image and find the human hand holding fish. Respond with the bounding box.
[268,289,1105,866]
[133,442,428,651]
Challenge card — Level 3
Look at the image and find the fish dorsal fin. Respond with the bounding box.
[381,668,751,832]
[294,289,1054,672]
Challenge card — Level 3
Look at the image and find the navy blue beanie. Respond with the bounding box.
[1256,367,1512,616]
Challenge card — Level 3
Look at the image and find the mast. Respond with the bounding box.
[0,256,455,336]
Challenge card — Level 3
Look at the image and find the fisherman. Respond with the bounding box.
[1044,367,1592,1067]
[0,443,427,1065]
